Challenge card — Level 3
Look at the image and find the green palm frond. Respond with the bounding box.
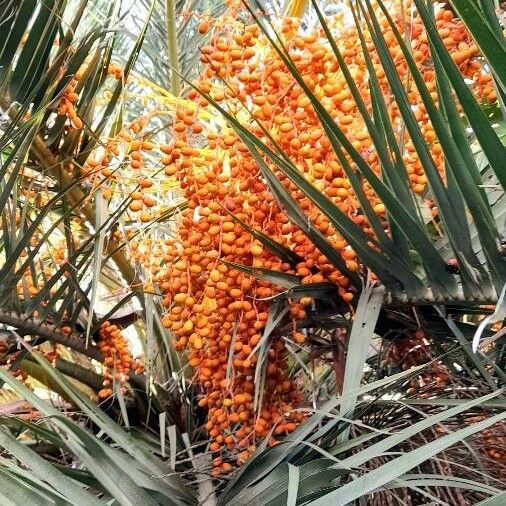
[1,308,504,505]
[219,0,506,305]
[0,1,505,505]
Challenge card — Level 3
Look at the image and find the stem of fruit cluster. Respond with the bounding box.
[166,0,181,96]
[283,0,309,17]
[0,309,102,360]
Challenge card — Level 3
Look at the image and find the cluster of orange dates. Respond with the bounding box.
[155,1,496,471]
[57,75,83,129]
[57,63,123,132]
[97,321,144,398]
[477,419,506,463]
[45,0,497,470]
[386,329,450,394]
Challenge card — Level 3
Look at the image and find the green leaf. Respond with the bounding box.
[226,458,344,506]
[336,389,504,469]
[251,2,461,297]
[0,354,194,504]
[311,0,419,265]
[286,464,299,506]
[0,467,65,505]
[0,0,37,68]
[0,427,105,506]
[477,491,506,506]
[220,259,301,289]
[357,0,478,298]
[265,3,484,301]
[417,0,491,294]
[339,284,385,426]
[79,0,155,158]
[310,410,506,506]
[391,474,500,496]
[391,398,506,409]
[372,0,506,292]
[435,306,500,389]
[0,371,168,505]
[9,0,62,102]
[413,0,506,191]
[56,422,161,506]
[0,176,89,301]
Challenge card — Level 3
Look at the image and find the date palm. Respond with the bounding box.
[0,0,504,505]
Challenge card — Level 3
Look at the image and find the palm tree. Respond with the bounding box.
[0,0,504,504]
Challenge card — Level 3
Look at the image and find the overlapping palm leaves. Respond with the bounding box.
[0,0,504,505]
[0,303,504,505]
[202,0,506,306]
[0,0,189,374]
[1,0,132,326]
